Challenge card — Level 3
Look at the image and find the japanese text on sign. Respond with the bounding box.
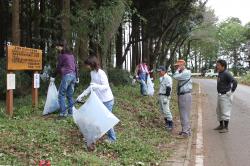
[7,45,42,70]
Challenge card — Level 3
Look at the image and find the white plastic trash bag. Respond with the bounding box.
[43,80,60,115]
[73,90,119,146]
[147,75,154,96]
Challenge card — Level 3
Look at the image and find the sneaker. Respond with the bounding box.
[87,143,96,152]
[67,113,73,117]
[57,114,67,120]
[176,132,189,139]
[219,128,228,133]
[176,133,189,139]
[178,131,186,135]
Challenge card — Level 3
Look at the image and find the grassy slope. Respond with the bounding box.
[238,74,250,86]
[0,81,179,165]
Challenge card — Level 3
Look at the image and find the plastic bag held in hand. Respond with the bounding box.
[147,75,154,96]
[73,89,119,146]
[43,79,60,115]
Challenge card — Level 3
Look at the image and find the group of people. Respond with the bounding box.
[51,41,116,150]
[52,40,238,150]
[156,60,193,138]
[132,59,192,138]
[135,58,237,138]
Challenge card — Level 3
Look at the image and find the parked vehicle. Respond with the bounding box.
[205,69,218,77]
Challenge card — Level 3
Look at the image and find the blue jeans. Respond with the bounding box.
[139,73,147,95]
[58,73,76,115]
[103,100,116,141]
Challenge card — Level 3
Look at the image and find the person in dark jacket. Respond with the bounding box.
[51,41,77,118]
[214,59,237,133]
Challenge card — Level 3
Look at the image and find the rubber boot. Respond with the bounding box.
[220,120,229,133]
[214,121,224,130]
[164,118,169,128]
[164,118,173,131]
[168,120,174,131]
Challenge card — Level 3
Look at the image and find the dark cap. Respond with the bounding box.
[157,66,166,72]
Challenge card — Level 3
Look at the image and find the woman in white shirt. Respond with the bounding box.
[76,56,116,144]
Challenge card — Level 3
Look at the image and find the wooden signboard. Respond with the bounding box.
[7,45,42,71]
[6,45,42,116]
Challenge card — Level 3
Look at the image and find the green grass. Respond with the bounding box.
[0,80,179,165]
[238,73,250,86]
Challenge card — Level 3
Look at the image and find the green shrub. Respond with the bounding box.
[108,68,131,86]
[239,73,250,85]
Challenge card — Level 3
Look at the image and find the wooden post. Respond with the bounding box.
[6,71,14,116]
[32,72,39,108]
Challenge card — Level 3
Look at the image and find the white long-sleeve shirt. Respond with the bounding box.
[83,69,114,102]
[159,73,172,95]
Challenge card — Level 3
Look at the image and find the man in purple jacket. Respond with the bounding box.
[51,41,77,118]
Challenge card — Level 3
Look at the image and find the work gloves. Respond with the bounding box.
[76,91,87,102]
[76,83,100,101]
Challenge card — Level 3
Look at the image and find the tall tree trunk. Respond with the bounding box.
[76,0,91,72]
[129,22,132,71]
[62,0,71,44]
[107,40,113,68]
[40,0,46,68]
[166,37,183,69]
[116,24,123,69]
[185,40,191,63]
[233,48,238,76]
[142,24,149,65]
[149,38,154,68]
[0,0,9,57]
[0,1,3,57]
[194,50,198,72]
[20,0,32,47]
[131,14,140,73]
[178,46,182,59]
[33,0,40,48]
[199,52,202,72]
[12,0,20,45]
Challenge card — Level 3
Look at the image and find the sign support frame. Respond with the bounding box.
[32,71,39,108]
[6,45,42,116]
[6,71,14,116]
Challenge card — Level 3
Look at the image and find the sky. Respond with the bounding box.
[207,0,250,25]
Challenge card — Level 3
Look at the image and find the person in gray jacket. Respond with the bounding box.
[173,59,192,138]
[157,66,173,131]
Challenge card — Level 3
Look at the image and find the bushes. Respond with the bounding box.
[108,68,131,86]
[239,73,250,85]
